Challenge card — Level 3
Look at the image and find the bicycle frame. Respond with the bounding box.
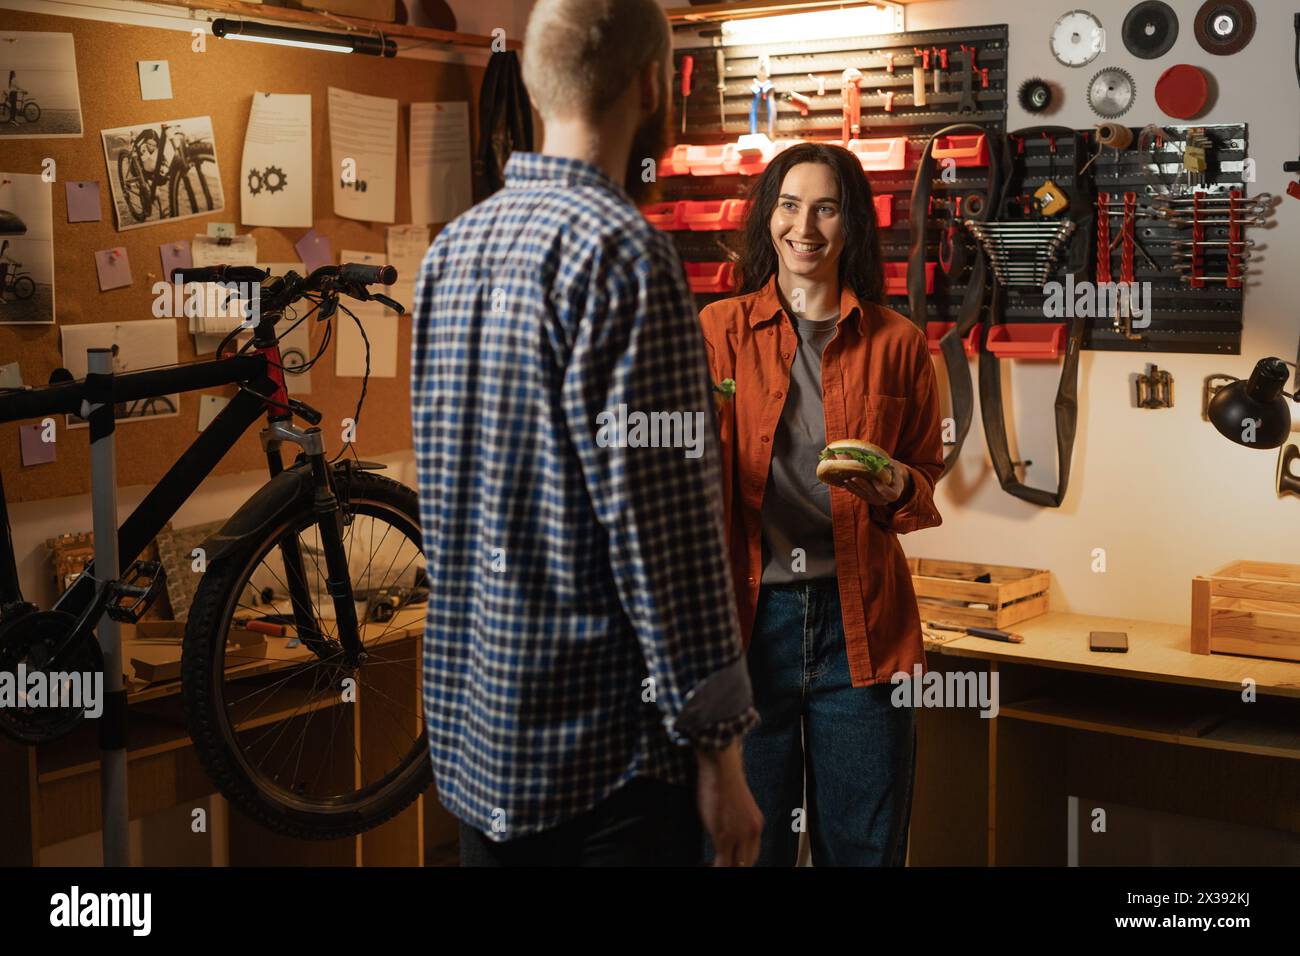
[0,322,363,668]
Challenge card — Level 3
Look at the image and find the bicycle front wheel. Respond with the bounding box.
[22,102,39,123]
[169,155,216,218]
[116,150,152,222]
[12,276,34,300]
[181,469,431,840]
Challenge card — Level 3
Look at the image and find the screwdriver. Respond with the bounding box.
[715,45,726,127]
[680,54,694,134]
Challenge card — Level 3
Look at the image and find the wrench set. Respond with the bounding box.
[963,220,1078,288]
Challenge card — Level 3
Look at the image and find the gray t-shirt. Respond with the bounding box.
[760,313,839,584]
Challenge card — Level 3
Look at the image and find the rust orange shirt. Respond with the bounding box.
[699,275,944,687]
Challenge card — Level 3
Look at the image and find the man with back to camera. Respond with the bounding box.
[409,0,764,866]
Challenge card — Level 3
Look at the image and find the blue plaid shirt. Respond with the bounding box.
[411,153,757,841]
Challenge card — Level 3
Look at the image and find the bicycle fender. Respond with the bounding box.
[199,465,312,564]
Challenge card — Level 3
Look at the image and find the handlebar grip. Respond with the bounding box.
[172,265,270,284]
[339,263,397,286]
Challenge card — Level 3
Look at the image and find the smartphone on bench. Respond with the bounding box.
[1089,631,1128,653]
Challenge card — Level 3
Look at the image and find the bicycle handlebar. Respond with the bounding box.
[171,265,270,284]
[339,263,398,287]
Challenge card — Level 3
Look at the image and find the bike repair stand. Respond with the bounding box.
[86,347,130,866]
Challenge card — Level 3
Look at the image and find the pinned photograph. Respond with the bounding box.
[101,115,224,230]
[0,172,56,325]
[0,32,84,139]
[60,319,180,427]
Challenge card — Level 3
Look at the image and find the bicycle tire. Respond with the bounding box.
[22,102,39,123]
[181,470,431,840]
[12,275,34,300]
[116,150,152,222]
[0,102,10,123]
[169,155,216,218]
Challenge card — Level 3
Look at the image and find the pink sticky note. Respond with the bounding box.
[295,230,333,274]
[20,423,56,466]
[95,248,132,291]
[160,241,192,282]
[65,181,102,223]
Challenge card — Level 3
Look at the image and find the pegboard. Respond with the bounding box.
[0,8,482,504]
[663,24,1009,319]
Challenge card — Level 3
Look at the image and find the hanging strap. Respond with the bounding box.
[977,127,1094,508]
[907,123,1003,477]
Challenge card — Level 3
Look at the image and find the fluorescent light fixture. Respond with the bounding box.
[721,6,898,46]
[211,18,396,57]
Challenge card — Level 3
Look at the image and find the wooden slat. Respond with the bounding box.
[1208,576,1300,603]
[1191,576,1211,655]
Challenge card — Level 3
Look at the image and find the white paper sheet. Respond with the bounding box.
[138,60,172,101]
[328,87,397,223]
[240,93,312,228]
[384,224,428,316]
[61,319,179,427]
[258,260,313,394]
[336,249,397,378]
[197,393,228,431]
[409,102,472,225]
[187,233,258,345]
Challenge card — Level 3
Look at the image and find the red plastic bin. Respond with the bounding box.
[883,261,936,297]
[846,137,907,172]
[659,145,691,177]
[932,133,989,168]
[642,201,687,230]
[925,322,982,356]
[686,145,730,177]
[985,323,1066,359]
[682,199,751,231]
[874,194,892,228]
[685,261,737,294]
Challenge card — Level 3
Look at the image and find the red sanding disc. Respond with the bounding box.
[1155,64,1209,119]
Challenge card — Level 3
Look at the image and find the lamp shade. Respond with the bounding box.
[1207,357,1292,449]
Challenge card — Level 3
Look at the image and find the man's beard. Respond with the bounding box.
[623,98,671,206]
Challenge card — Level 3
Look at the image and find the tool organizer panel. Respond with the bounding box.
[662,24,1008,317]
[1085,124,1251,354]
[662,26,1257,356]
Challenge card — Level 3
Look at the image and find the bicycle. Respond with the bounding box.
[116,124,217,223]
[0,250,35,301]
[0,262,432,840]
[0,90,40,125]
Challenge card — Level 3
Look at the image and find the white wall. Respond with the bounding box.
[898,0,1300,623]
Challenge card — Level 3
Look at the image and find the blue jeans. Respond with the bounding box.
[742,578,916,866]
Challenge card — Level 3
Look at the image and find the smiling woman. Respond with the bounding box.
[697,141,945,867]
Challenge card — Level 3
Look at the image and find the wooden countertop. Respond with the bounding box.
[924,611,1300,699]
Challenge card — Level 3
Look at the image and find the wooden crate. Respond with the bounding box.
[1191,561,1300,663]
[907,558,1050,629]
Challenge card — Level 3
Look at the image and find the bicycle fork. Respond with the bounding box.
[263,421,365,668]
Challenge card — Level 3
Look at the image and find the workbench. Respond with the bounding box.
[909,612,1300,865]
[0,617,456,866]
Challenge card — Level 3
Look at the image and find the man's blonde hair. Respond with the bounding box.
[523,0,671,120]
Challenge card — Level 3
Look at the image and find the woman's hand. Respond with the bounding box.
[841,458,911,507]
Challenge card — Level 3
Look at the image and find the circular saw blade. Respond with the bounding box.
[1087,67,1136,118]
[1194,0,1255,55]
[1051,10,1106,67]
[1123,1,1179,59]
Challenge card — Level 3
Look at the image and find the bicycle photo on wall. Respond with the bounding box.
[101,114,225,230]
[0,30,85,139]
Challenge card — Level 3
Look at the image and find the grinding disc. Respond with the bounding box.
[1123,1,1179,59]
[1194,0,1255,56]
[1154,64,1209,119]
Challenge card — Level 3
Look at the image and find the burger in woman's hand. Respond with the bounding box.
[816,438,910,506]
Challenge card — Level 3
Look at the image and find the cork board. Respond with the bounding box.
[0,8,482,503]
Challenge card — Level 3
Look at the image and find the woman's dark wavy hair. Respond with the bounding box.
[736,141,885,305]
